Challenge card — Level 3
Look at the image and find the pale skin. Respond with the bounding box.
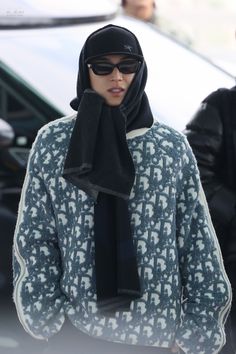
[123,0,155,21]
[88,54,135,107]
[88,53,181,354]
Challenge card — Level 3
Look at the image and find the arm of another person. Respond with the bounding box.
[174,138,232,354]
[13,131,68,340]
[185,101,236,226]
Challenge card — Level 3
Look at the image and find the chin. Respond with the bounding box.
[106,100,123,107]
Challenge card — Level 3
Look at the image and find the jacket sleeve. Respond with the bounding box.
[174,138,232,354]
[185,102,236,226]
[13,131,68,340]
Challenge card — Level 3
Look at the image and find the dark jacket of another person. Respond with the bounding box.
[185,86,236,263]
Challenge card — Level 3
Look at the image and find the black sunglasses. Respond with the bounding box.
[87,59,141,75]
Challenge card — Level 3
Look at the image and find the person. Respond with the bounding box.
[121,0,157,22]
[120,0,193,46]
[13,24,231,354]
[185,86,236,354]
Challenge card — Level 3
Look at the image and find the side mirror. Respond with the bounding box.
[0,118,15,147]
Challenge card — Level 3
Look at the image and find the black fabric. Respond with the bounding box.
[64,89,136,201]
[185,86,236,353]
[85,24,143,63]
[94,193,140,312]
[185,86,236,229]
[202,87,236,190]
[63,24,153,312]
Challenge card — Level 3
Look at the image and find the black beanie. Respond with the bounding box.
[85,24,143,62]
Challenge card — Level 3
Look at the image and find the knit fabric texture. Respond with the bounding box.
[13,115,231,354]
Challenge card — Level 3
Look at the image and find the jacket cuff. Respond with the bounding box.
[174,303,226,354]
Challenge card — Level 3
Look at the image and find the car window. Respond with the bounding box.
[0,61,62,147]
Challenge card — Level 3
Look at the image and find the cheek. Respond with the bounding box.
[89,72,106,94]
[89,72,97,91]
[126,73,135,87]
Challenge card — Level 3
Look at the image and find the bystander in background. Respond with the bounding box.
[185,63,236,353]
[120,0,193,45]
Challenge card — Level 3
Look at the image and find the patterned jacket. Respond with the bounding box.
[13,114,231,354]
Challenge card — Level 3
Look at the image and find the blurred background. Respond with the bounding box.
[0,0,235,353]
[113,0,236,73]
[153,0,236,73]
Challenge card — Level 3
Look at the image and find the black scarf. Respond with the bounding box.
[63,25,153,313]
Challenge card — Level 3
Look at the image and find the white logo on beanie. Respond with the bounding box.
[124,45,133,52]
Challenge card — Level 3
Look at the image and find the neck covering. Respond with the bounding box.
[63,24,153,313]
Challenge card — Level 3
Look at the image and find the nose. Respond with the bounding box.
[110,67,123,80]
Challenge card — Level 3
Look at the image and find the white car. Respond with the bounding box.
[0,0,234,137]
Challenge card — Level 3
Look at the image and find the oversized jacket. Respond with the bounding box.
[13,114,231,354]
[185,86,236,260]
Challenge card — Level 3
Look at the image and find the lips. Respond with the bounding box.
[108,87,125,93]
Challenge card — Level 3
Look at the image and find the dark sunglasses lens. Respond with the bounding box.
[92,63,113,75]
[119,61,140,74]
[90,60,141,75]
